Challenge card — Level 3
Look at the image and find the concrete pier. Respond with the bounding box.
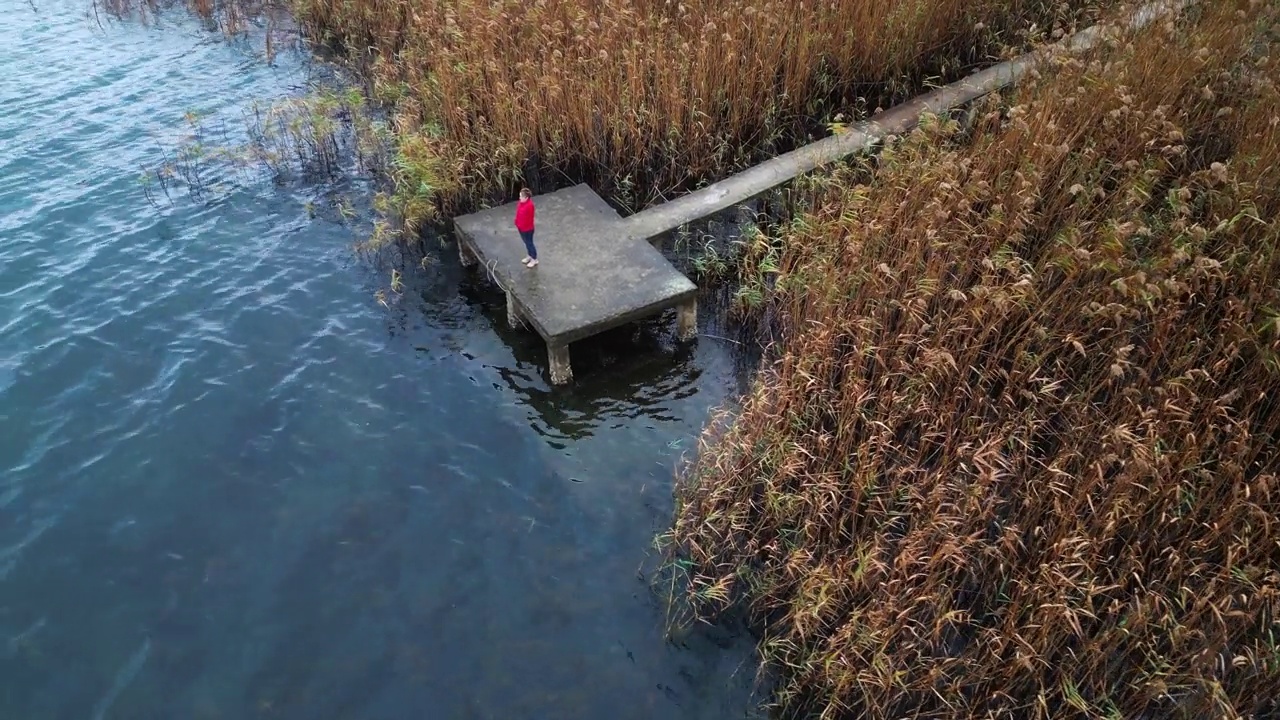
[453,184,697,384]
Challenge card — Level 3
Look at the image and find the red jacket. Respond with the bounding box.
[515,199,535,232]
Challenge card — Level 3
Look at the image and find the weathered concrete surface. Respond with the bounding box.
[621,0,1191,241]
[454,184,697,349]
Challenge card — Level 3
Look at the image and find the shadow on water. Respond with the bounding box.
[377,230,763,448]
[464,283,703,435]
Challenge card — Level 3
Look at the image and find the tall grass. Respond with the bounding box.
[292,0,1116,226]
[663,1,1280,717]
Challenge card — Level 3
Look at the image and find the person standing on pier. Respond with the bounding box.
[515,188,538,268]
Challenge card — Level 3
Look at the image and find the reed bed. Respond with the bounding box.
[663,2,1280,717]
[290,0,1115,227]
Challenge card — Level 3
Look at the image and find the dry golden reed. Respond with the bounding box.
[665,2,1280,718]
[291,0,1114,225]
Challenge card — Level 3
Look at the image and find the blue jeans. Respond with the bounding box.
[519,229,537,260]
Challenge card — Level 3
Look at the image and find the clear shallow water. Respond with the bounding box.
[0,3,758,717]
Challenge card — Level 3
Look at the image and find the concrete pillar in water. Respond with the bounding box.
[458,238,477,267]
[506,291,523,329]
[676,298,697,341]
[548,342,573,385]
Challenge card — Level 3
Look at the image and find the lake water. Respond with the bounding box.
[0,2,759,717]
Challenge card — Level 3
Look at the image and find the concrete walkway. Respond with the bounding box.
[621,0,1189,240]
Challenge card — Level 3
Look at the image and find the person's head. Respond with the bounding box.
[519,187,532,201]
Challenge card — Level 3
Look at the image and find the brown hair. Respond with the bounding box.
[519,187,532,199]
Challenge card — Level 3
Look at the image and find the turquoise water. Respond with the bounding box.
[0,3,758,717]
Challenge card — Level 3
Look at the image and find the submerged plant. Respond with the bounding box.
[141,82,393,205]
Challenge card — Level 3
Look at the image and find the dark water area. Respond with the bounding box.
[0,3,760,717]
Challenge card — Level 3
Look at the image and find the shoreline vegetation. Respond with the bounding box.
[99,0,1280,717]
[664,1,1280,717]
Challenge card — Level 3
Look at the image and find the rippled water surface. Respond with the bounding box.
[0,3,758,717]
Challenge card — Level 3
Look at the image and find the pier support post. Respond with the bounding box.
[676,298,697,341]
[457,238,477,267]
[548,342,573,385]
[506,291,523,329]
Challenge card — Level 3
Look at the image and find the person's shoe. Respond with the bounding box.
[526,259,539,268]
[520,256,532,265]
